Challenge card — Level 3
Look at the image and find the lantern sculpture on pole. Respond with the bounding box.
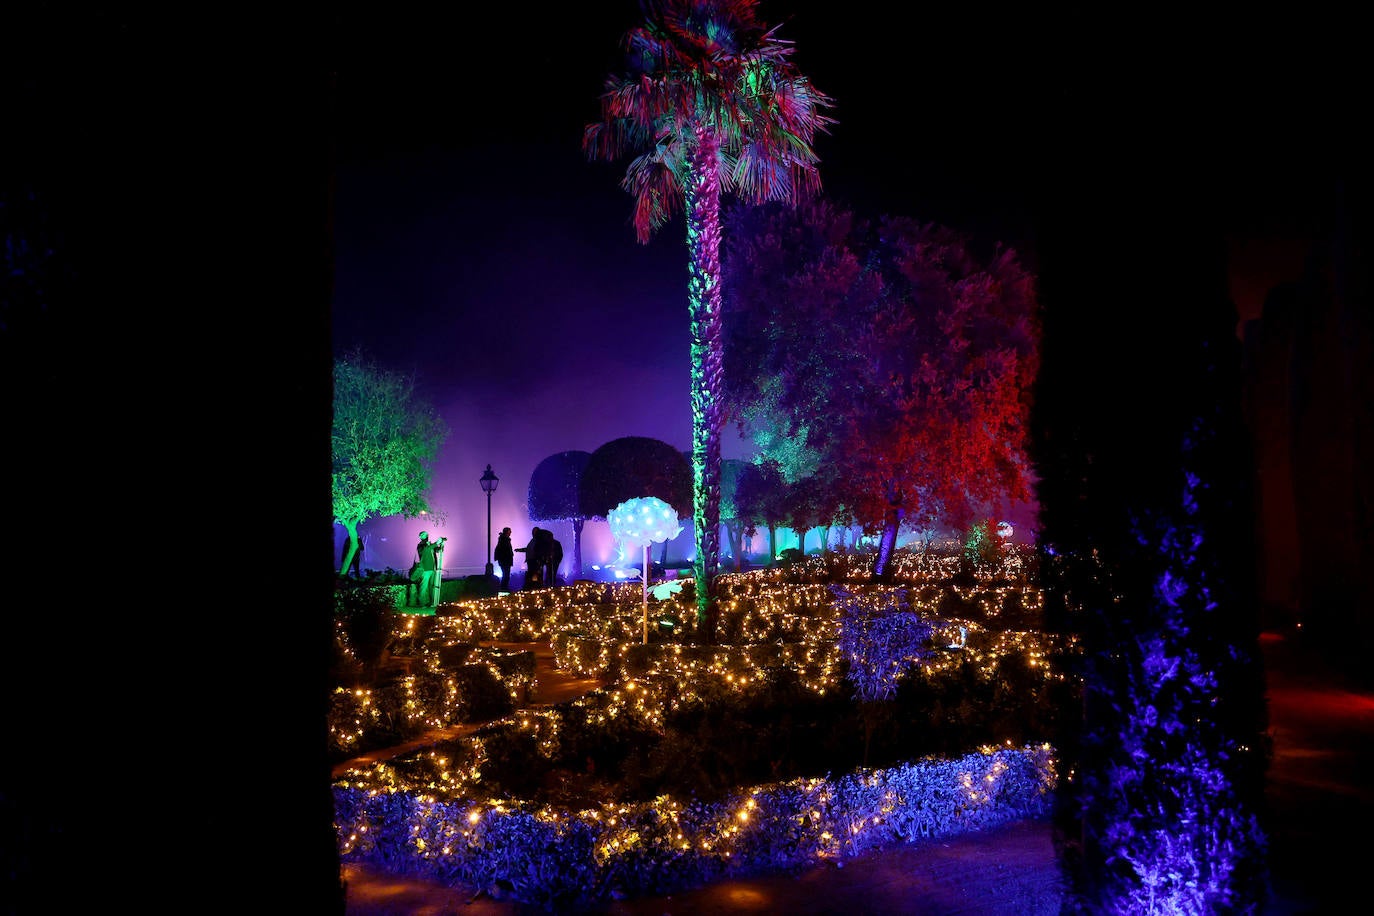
[607,496,682,644]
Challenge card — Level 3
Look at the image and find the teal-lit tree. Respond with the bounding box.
[718,457,750,570]
[733,458,787,565]
[332,350,447,576]
[585,0,834,627]
[527,450,593,581]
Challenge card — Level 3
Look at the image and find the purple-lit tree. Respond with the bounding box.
[527,450,592,582]
[722,201,1040,579]
[332,350,448,576]
[1054,437,1270,912]
[585,0,834,627]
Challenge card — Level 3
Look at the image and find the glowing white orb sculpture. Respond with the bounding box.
[608,496,683,645]
[997,521,1013,540]
[607,497,682,549]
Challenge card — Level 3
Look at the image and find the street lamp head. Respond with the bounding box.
[479,464,499,494]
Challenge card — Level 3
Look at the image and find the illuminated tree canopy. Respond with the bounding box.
[528,450,593,581]
[332,350,447,575]
[578,436,692,522]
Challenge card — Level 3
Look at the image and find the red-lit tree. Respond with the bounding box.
[723,202,1040,578]
[585,0,833,626]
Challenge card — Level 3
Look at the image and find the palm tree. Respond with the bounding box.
[585,0,833,628]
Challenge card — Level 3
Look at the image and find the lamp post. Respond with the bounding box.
[479,464,499,578]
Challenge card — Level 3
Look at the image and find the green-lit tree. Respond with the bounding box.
[585,0,833,627]
[528,450,593,581]
[332,350,447,576]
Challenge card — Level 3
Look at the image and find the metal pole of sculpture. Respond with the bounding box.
[642,543,651,644]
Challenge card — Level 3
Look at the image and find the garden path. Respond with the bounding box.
[331,641,606,780]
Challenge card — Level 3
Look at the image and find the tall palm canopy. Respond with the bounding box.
[585,0,834,627]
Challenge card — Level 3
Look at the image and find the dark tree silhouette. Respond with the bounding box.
[719,457,750,570]
[784,468,842,555]
[1031,163,1270,912]
[733,459,787,566]
[579,438,693,569]
[527,450,592,582]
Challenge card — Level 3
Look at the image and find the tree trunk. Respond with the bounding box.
[871,505,904,580]
[686,124,724,629]
[572,517,584,581]
[339,520,360,576]
[725,522,743,571]
[768,525,778,565]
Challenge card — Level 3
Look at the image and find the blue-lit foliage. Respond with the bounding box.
[1065,435,1269,913]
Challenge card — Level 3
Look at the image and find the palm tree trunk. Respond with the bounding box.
[686,125,724,628]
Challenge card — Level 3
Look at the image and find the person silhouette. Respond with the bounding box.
[494,526,514,592]
[515,527,546,589]
[543,529,564,587]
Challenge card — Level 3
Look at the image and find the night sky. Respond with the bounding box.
[328,2,1358,575]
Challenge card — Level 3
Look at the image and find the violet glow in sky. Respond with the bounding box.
[328,3,1043,576]
[331,142,753,575]
[329,2,1333,576]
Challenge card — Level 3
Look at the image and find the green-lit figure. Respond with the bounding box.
[585,0,833,628]
[409,531,442,607]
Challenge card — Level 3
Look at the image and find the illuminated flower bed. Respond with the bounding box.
[335,745,1056,909]
[332,547,1071,906]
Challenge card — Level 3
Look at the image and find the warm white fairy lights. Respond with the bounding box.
[333,548,1068,904]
